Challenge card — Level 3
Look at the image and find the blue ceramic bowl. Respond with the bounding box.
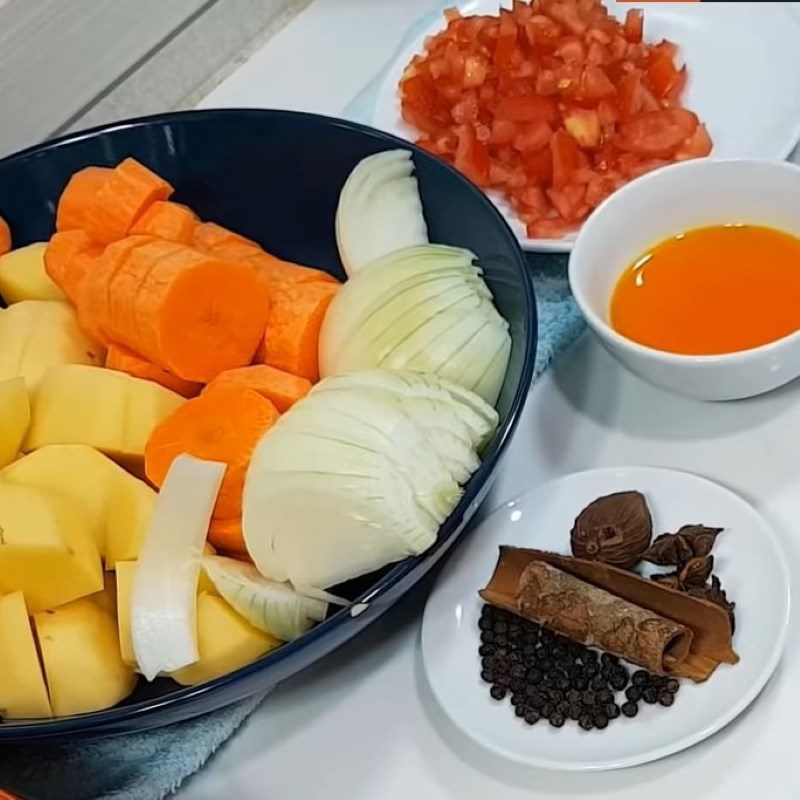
[0,109,536,742]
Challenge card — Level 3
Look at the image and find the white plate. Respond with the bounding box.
[421,466,790,771]
[373,2,800,252]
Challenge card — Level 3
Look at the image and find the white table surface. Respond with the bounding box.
[188,2,800,797]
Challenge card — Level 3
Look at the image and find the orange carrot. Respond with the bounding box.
[260,282,338,381]
[0,215,10,256]
[145,385,279,519]
[192,222,262,256]
[106,343,201,398]
[85,158,173,244]
[247,252,338,288]
[206,364,311,412]
[208,516,248,555]
[76,235,155,344]
[44,230,102,301]
[102,239,270,382]
[193,221,337,287]
[55,167,111,231]
[130,200,197,244]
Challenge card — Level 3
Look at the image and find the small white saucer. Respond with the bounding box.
[421,466,790,770]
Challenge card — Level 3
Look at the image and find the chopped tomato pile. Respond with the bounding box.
[399,0,712,239]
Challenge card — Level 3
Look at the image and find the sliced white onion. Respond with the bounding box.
[131,455,226,681]
[202,555,327,641]
[243,376,494,590]
[336,150,428,276]
[318,244,511,405]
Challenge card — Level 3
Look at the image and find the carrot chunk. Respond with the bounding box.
[208,516,248,555]
[85,158,173,244]
[44,230,105,303]
[206,364,311,412]
[260,282,338,381]
[55,167,111,231]
[145,385,279,519]
[106,343,201,398]
[0,215,10,256]
[129,200,197,244]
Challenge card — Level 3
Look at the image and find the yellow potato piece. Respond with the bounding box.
[0,591,53,719]
[0,301,103,390]
[0,483,103,613]
[90,570,118,616]
[0,242,65,303]
[170,592,279,686]
[0,377,29,468]
[24,364,184,477]
[34,597,136,717]
[3,444,156,567]
[115,560,136,666]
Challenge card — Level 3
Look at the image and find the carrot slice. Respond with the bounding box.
[77,235,155,344]
[208,516,248,555]
[193,221,337,286]
[106,343,201,398]
[130,200,197,244]
[55,167,111,231]
[206,364,311,412]
[145,385,278,519]
[192,222,262,256]
[102,239,270,382]
[247,252,338,288]
[260,282,338,381]
[84,158,173,244]
[0,215,10,256]
[45,230,107,304]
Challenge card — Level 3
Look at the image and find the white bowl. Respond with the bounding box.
[568,159,800,401]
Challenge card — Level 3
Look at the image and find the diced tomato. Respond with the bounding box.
[455,124,491,185]
[399,0,711,239]
[551,129,582,187]
[494,94,557,123]
[647,51,679,98]
[489,118,517,144]
[564,108,601,148]
[617,109,698,157]
[463,55,489,87]
[578,64,615,102]
[522,147,554,185]
[675,123,713,161]
[548,2,588,34]
[623,9,643,44]
[513,120,553,152]
[495,12,519,68]
[556,35,586,63]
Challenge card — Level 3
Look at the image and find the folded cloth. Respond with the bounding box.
[0,7,585,799]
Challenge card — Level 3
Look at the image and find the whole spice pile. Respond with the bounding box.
[479,603,679,729]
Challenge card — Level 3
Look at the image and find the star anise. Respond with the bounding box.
[679,554,714,587]
[642,525,723,568]
[650,572,684,591]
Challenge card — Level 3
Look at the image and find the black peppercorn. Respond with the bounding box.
[621,701,639,718]
[549,711,566,728]
[541,702,554,718]
[579,713,595,730]
[524,710,540,725]
[597,689,614,705]
[572,676,588,692]
[658,691,674,707]
[493,621,507,635]
[581,690,596,707]
[566,689,581,705]
[601,653,619,667]
[609,670,628,691]
[665,678,680,694]
[480,631,494,644]
[632,670,650,687]
[594,712,609,730]
[480,670,494,683]
[479,617,493,631]
[568,704,582,720]
[590,675,607,691]
[490,685,506,700]
[642,687,659,704]
[514,704,526,717]
[605,703,621,720]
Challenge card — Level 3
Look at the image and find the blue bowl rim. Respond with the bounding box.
[0,107,537,739]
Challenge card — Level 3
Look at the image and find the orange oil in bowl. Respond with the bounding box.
[609,224,800,355]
